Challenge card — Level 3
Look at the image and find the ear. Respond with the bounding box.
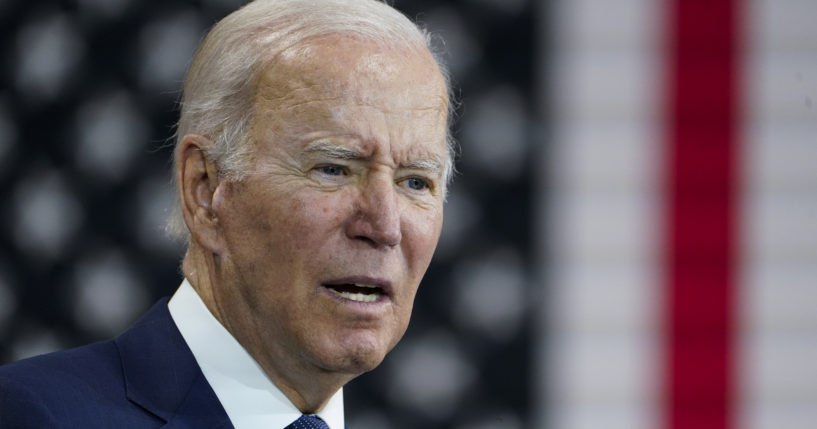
[177,134,224,253]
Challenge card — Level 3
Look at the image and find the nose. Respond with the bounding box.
[345,175,402,247]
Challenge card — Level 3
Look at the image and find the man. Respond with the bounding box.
[0,0,453,427]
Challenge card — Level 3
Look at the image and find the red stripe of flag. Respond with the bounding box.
[663,1,742,429]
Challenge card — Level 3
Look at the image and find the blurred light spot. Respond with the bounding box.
[347,412,393,429]
[13,170,84,261]
[423,6,482,75]
[453,247,526,340]
[462,85,528,180]
[138,11,204,93]
[136,177,184,254]
[437,190,481,259]
[77,0,132,19]
[72,250,149,337]
[15,14,85,101]
[388,332,476,418]
[75,90,148,181]
[12,326,62,361]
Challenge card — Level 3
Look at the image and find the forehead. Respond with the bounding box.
[256,36,447,117]
[251,36,449,159]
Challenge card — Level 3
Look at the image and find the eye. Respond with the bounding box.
[317,165,345,176]
[404,177,429,191]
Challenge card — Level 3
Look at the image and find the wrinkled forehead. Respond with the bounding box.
[255,35,448,112]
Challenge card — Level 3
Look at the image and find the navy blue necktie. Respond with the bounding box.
[285,414,330,429]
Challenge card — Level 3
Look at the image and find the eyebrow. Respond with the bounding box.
[304,142,364,160]
[304,141,445,176]
[402,158,444,176]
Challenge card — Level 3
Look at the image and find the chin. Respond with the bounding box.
[338,352,385,376]
[316,333,394,376]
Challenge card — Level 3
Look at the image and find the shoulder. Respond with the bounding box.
[0,298,176,428]
[0,340,125,427]
[0,339,121,388]
[0,368,59,427]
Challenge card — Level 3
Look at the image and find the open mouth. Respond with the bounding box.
[324,283,385,303]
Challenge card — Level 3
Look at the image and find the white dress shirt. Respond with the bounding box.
[168,279,345,429]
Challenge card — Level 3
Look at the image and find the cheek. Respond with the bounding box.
[414,206,444,246]
[282,192,352,245]
[403,207,444,268]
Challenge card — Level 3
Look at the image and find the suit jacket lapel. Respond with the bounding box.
[115,298,233,428]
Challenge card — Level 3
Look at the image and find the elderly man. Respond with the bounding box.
[0,0,452,427]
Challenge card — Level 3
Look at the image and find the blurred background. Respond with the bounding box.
[0,0,814,428]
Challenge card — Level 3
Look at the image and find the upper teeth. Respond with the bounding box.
[354,283,378,288]
[332,289,380,303]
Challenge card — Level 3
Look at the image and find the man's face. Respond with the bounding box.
[208,37,448,380]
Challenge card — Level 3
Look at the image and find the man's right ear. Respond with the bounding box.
[177,134,225,253]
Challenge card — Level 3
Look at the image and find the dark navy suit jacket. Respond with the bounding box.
[0,298,234,428]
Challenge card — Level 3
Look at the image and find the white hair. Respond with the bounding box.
[168,0,455,240]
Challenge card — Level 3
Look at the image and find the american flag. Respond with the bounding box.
[539,0,817,428]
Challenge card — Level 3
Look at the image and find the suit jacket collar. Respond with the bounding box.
[115,298,233,428]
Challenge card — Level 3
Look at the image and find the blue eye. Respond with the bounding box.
[406,177,429,191]
[319,165,345,176]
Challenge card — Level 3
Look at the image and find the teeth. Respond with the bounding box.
[331,289,380,303]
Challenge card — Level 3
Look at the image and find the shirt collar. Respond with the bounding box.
[168,279,345,429]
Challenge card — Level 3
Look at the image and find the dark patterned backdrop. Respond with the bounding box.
[0,0,536,427]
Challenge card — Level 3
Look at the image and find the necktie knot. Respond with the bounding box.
[285,414,330,429]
